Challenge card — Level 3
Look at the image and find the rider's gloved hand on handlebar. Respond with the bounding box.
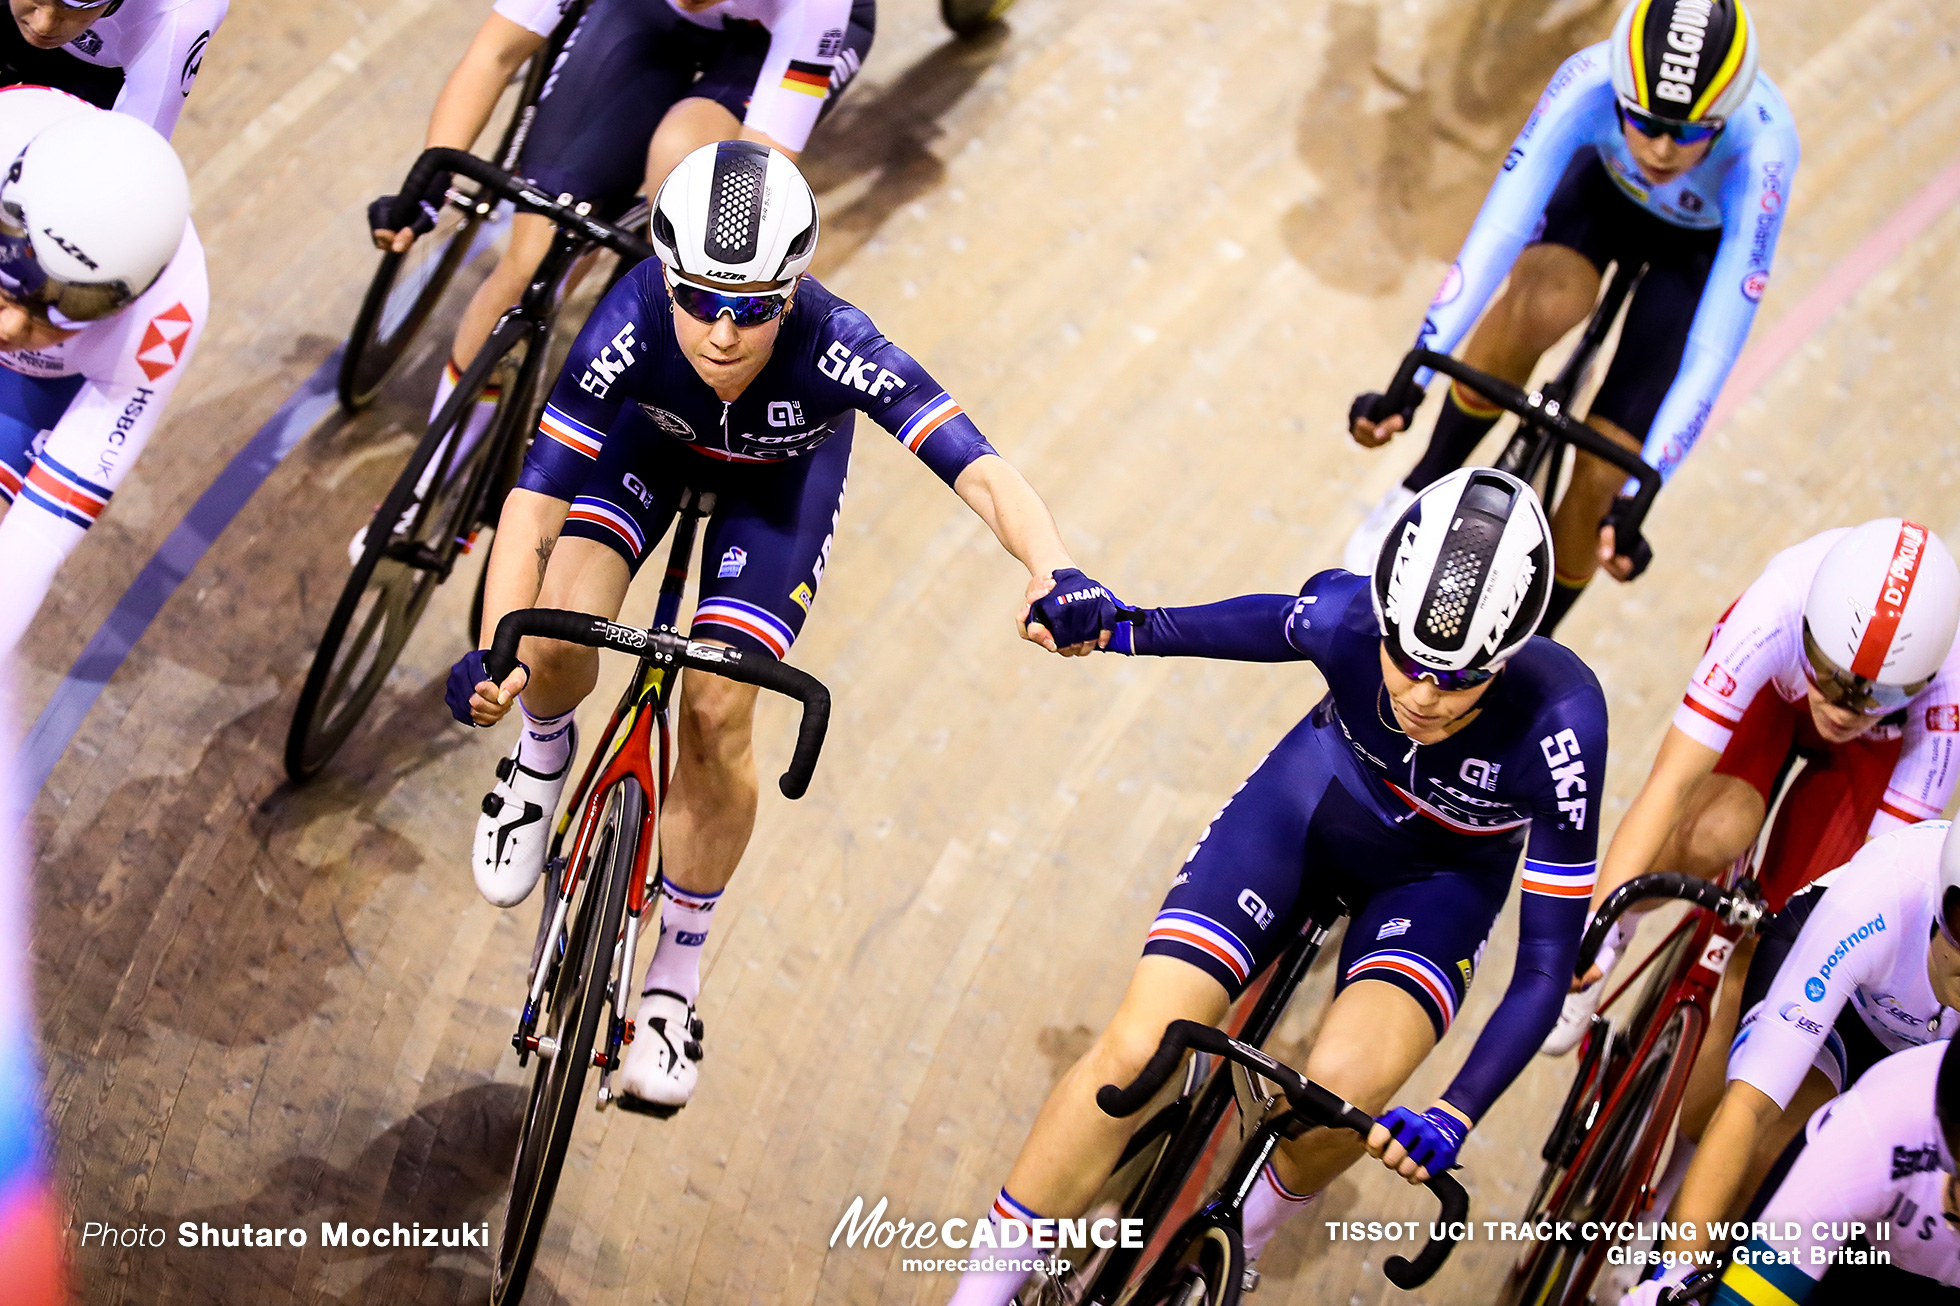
[1349,386,1423,448]
[1021,568,1127,656]
[369,168,453,254]
[1371,1104,1469,1183]
[1620,1261,1697,1306]
[1597,496,1655,582]
[446,648,529,727]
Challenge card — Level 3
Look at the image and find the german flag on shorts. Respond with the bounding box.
[781,60,831,98]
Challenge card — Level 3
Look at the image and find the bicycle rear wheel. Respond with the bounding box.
[1501,1005,1695,1306]
[338,193,492,412]
[285,325,534,779]
[493,777,642,1306]
[1128,1222,1243,1306]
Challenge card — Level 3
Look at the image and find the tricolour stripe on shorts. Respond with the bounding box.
[539,405,604,459]
[1521,858,1597,899]
[1346,949,1457,1028]
[896,393,962,453]
[1144,908,1254,985]
[566,498,645,558]
[693,598,794,659]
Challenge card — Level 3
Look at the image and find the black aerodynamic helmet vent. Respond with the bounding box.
[705,140,769,266]
[652,206,676,251]
[1415,473,1518,652]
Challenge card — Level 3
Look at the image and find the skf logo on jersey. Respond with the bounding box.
[1539,728,1587,829]
[135,303,193,381]
[718,546,747,579]
[1458,758,1500,791]
[1237,889,1274,930]
[1701,663,1738,696]
[1376,917,1412,940]
[1927,704,1960,732]
[578,323,638,397]
[818,341,906,397]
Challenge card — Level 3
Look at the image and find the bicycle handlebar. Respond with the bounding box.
[390,147,658,265]
[1573,871,1734,977]
[1366,349,1663,565]
[1097,1019,1468,1289]
[1660,1270,1721,1306]
[485,608,831,799]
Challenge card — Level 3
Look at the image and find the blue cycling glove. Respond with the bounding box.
[1379,1105,1469,1175]
[446,649,526,726]
[1028,568,1124,649]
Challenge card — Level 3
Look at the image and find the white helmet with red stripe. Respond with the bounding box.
[1803,518,1960,710]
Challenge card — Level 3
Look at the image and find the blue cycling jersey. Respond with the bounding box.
[1115,570,1608,1120]
[518,260,998,499]
[1419,41,1799,483]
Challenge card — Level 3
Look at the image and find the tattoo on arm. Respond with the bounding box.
[534,534,557,588]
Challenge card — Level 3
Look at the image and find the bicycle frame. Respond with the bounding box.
[513,489,716,1106]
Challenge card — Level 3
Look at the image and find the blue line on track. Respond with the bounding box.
[19,354,341,798]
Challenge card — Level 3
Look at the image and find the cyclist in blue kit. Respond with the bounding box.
[1344,0,1798,635]
[946,468,1609,1306]
[445,141,1120,1113]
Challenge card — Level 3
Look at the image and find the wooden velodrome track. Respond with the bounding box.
[20,0,1960,1301]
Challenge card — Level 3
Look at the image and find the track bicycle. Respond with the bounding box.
[482,488,832,1305]
[1495,745,1830,1306]
[1358,260,1663,580]
[1019,891,1468,1306]
[286,150,652,781]
[337,0,590,411]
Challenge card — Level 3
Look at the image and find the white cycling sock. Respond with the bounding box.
[1242,1161,1316,1262]
[0,496,85,661]
[639,883,722,1006]
[516,702,575,776]
[415,358,501,498]
[946,1191,1045,1306]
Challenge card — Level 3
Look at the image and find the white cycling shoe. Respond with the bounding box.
[1342,482,1418,575]
[1540,978,1606,1056]
[618,989,702,1115]
[471,727,575,908]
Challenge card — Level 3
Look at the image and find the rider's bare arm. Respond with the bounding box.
[469,486,573,723]
[1664,1079,1782,1255]
[374,13,547,252]
[952,454,1086,654]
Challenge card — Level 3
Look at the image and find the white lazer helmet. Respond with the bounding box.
[1372,468,1553,685]
[0,99,189,324]
[649,140,819,287]
[1802,519,1960,713]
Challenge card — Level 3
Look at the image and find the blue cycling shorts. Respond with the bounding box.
[0,368,84,504]
[1141,709,1513,1037]
[557,414,852,661]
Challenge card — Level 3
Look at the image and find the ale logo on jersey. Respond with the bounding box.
[135,303,193,382]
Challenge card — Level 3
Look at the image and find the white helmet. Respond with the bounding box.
[1936,821,1960,950]
[1803,519,1960,712]
[649,140,818,287]
[0,100,189,324]
[1371,468,1553,683]
[1609,0,1760,127]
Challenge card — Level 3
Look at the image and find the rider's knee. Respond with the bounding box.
[524,636,597,698]
[1301,1036,1397,1115]
[1089,1009,1176,1092]
[1678,783,1763,872]
[678,674,757,759]
[1496,261,1596,348]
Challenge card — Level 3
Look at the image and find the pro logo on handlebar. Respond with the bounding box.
[602,622,648,650]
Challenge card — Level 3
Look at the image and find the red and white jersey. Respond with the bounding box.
[0,221,206,507]
[1673,529,1960,834]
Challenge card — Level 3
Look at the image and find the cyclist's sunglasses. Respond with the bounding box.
[1938,887,1960,953]
[1616,99,1724,147]
[1383,634,1500,692]
[665,267,795,328]
[1800,622,1930,716]
[0,201,136,325]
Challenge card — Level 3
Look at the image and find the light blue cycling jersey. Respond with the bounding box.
[1417,41,1799,483]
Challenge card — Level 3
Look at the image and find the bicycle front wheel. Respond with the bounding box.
[493,776,642,1306]
[338,197,489,412]
[285,325,533,779]
[1501,1005,1696,1306]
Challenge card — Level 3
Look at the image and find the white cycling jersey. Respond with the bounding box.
[59,0,230,138]
[1715,1042,1960,1306]
[1674,529,1960,834]
[1728,822,1955,1110]
[490,0,858,152]
[0,219,206,657]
